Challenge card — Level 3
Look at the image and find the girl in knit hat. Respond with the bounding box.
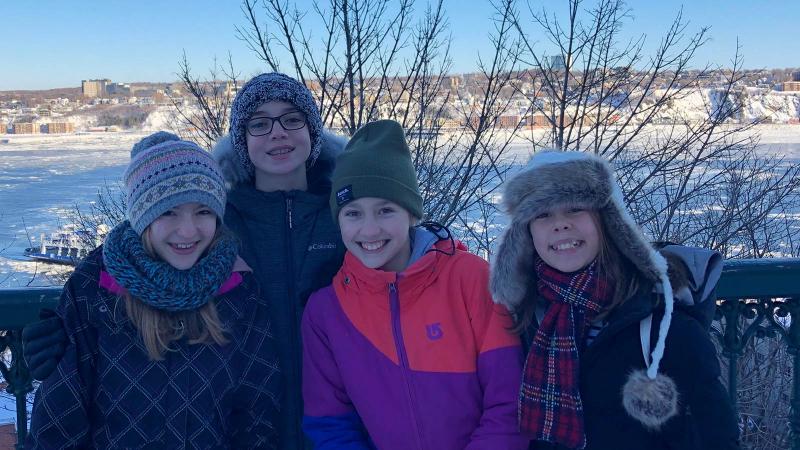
[490,151,739,450]
[214,72,348,449]
[301,120,529,450]
[26,132,280,449]
[23,73,347,450]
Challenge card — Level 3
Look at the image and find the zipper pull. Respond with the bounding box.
[389,282,397,293]
[286,197,293,229]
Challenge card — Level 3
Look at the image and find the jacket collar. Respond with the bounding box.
[334,238,462,304]
[213,129,348,191]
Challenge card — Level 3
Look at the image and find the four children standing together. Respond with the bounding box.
[23,72,738,449]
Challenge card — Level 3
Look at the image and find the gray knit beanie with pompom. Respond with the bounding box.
[124,131,226,235]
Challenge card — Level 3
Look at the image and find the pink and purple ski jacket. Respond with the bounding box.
[301,239,528,450]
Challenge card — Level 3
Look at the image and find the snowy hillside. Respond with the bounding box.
[655,87,800,123]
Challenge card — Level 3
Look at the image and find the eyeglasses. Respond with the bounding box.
[246,111,307,136]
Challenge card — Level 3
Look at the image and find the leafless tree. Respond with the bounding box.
[168,52,240,150]
[175,0,529,254]
[508,0,800,259]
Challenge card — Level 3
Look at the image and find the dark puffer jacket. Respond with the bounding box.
[522,284,740,450]
[214,131,347,450]
[26,248,280,449]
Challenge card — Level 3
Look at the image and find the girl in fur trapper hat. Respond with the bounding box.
[490,151,739,450]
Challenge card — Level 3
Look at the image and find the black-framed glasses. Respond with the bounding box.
[246,111,307,136]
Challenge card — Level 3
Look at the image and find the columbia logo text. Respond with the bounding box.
[308,242,338,251]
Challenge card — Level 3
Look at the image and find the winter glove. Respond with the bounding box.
[22,308,68,380]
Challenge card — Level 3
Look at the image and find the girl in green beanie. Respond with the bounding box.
[301,120,529,450]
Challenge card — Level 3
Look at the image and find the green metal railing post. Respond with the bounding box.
[718,298,744,413]
[0,287,60,448]
[786,301,800,450]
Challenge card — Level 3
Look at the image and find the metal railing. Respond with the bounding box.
[1,258,799,449]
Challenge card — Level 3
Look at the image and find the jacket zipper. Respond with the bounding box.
[284,195,302,444]
[389,280,426,449]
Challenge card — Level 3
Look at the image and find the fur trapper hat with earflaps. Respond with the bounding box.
[490,150,679,429]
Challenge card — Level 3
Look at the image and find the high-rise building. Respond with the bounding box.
[82,79,111,97]
[548,55,566,71]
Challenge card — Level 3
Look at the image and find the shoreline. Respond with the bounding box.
[2,123,800,145]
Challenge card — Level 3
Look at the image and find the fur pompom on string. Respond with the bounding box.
[622,369,679,430]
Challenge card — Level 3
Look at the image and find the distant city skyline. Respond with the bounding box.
[4,0,799,91]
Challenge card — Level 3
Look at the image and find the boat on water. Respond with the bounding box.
[24,224,109,265]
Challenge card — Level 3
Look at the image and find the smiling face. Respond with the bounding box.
[246,100,312,191]
[529,206,601,273]
[144,202,217,270]
[338,197,414,272]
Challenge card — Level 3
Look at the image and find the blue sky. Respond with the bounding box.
[4,0,799,91]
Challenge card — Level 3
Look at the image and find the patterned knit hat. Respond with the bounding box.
[490,150,678,429]
[124,131,226,235]
[229,72,324,182]
[330,120,423,222]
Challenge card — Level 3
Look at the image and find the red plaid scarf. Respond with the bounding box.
[519,259,613,449]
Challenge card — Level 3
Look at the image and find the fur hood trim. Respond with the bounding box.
[212,129,348,189]
[490,150,677,425]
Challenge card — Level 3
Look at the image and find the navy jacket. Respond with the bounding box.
[218,132,347,450]
[26,248,280,449]
[523,285,740,450]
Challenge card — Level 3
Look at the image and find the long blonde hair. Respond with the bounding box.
[120,223,230,360]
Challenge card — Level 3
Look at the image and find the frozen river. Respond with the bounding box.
[1,127,800,287]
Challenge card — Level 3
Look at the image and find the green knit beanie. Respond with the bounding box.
[330,120,423,223]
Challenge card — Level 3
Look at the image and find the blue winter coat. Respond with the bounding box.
[214,131,348,450]
[26,248,280,449]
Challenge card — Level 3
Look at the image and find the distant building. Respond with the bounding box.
[82,78,111,97]
[45,122,75,134]
[793,71,800,82]
[548,55,566,71]
[497,114,520,128]
[783,81,800,92]
[106,82,131,95]
[524,114,551,127]
[13,122,38,134]
[0,122,6,134]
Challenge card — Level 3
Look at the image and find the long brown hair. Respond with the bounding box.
[120,222,230,360]
[511,210,646,333]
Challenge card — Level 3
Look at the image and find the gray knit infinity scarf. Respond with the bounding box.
[102,221,237,312]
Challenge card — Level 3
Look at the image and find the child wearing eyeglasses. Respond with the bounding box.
[23,73,348,450]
